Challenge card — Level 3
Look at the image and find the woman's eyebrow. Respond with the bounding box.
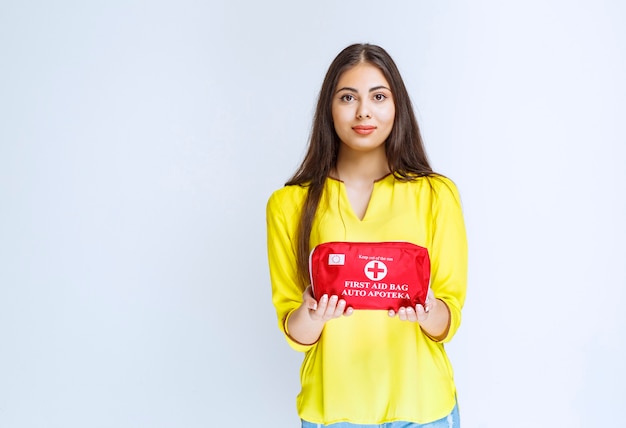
[335,86,358,94]
[335,85,391,94]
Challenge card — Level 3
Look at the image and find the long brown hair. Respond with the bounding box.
[286,43,434,286]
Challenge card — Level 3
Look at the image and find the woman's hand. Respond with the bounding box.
[388,288,435,322]
[387,289,450,340]
[286,286,353,345]
[303,285,354,321]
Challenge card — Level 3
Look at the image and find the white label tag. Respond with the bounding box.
[327,254,345,265]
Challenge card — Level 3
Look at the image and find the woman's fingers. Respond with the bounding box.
[396,306,418,322]
[309,295,348,321]
[389,302,430,323]
[333,299,347,318]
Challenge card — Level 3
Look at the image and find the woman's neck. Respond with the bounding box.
[333,147,390,184]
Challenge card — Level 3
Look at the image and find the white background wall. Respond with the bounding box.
[1,1,624,427]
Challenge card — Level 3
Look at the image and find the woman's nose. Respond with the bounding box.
[356,105,372,119]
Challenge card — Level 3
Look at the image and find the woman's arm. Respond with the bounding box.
[267,189,353,349]
[388,177,468,342]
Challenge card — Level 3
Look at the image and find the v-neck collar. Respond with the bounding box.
[327,173,394,222]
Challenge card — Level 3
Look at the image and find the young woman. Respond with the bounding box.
[266,43,467,427]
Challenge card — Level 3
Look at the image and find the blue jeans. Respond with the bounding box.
[301,402,460,428]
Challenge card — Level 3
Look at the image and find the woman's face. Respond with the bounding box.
[331,63,395,154]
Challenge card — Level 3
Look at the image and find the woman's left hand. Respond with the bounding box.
[388,289,435,322]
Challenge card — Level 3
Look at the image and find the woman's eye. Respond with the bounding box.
[373,93,387,101]
[340,94,355,102]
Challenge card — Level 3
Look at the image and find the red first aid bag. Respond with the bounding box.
[309,241,431,311]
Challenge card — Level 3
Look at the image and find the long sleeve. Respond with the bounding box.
[266,187,315,352]
[427,178,468,343]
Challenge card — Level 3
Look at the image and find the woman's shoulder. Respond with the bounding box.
[268,182,310,200]
[266,183,310,214]
[401,173,459,192]
[428,174,459,193]
[399,174,463,206]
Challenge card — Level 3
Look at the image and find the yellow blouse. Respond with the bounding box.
[266,174,468,425]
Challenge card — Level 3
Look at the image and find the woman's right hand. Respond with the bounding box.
[303,285,353,321]
[286,286,353,345]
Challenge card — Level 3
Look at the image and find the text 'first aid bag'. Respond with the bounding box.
[309,241,431,311]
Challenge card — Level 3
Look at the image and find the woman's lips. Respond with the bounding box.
[352,125,376,135]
